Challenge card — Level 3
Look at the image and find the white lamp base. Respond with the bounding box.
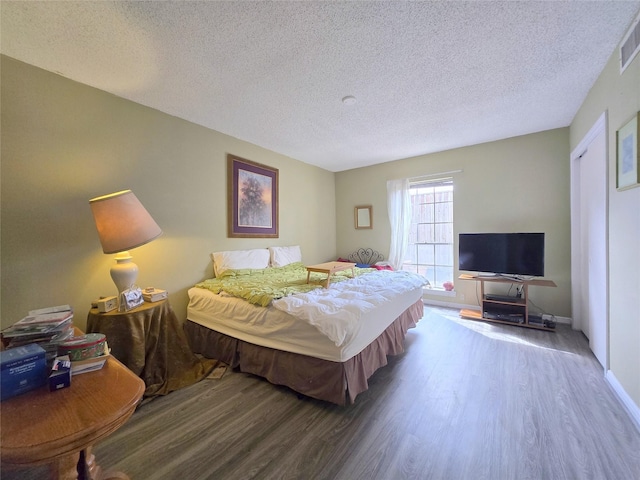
[110,251,139,299]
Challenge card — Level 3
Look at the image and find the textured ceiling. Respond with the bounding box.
[2,1,639,172]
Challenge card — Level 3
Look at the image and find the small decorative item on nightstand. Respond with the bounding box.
[95,296,117,313]
[143,287,168,302]
[120,286,144,311]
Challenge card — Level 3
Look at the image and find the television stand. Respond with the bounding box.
[458,274,557,331]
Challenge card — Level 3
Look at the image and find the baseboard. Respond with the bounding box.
[551,315,572,325]
[423,298,572,325]
[606,370,640,433]
[422,298,471,311]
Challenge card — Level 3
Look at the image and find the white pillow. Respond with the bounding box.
[269,245,302,267]
[211,248,270,277]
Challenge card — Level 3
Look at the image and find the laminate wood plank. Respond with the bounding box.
[4,307,640,480]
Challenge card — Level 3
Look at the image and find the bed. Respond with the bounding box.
[183,246,426,405]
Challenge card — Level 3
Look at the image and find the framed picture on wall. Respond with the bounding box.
[354,205,373,229]
[227,154,279,238]
[616,112,639,191]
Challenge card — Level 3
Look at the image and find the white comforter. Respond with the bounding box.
[271,270,426,346]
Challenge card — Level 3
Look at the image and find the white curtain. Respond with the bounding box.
[386,178,412,270]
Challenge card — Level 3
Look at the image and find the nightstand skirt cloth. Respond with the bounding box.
[86,300,217,397]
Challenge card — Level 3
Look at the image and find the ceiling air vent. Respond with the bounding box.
[620,11,640,73]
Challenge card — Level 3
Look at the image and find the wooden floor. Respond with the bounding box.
[4,307,640,479]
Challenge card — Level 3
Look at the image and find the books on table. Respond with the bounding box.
[69,340,110,375]
[3,304,111,374]
[1,305,75,362]
[143,288,167,302]
[70,354,110,375]
[28,304,73,316]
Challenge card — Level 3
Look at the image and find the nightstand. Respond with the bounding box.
[86,299,215,397]
[1,353,144,480]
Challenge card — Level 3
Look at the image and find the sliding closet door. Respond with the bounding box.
[571,114,608,369]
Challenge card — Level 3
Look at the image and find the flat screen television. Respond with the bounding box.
[458,233,545,277]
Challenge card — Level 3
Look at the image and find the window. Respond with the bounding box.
[402,179,454,289]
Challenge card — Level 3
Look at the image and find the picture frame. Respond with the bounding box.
[616,112,639,191]
[227,154,279,238]
[354,205,373,229]
[119,287,143,312]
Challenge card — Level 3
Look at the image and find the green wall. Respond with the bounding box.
[0,56,336,330]
[2,35,639,417]
[570,37,640,413]
[335,128,572,318]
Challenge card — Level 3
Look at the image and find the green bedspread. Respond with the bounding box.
[195,262,372,307]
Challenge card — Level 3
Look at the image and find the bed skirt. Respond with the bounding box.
[183,299,423,405]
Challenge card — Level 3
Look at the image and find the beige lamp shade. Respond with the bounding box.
[90,190,162,300]
[89,190,162,254]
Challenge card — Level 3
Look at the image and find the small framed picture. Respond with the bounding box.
[120,287,143,312]
[616,112,639,191]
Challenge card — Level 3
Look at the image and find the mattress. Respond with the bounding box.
[187,286,423,363]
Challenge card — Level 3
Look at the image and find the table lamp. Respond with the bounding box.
[89,190,162,298]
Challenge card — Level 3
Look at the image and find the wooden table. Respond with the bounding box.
[306,261,356,287]
[0,354,144,479]
[87,299,215,397]
[458,274,557,330]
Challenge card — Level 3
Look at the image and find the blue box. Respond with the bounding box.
[0,343,47,401]
[49,367,71,391]
[48,356,71,392]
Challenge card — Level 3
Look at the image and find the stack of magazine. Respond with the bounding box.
[1,305,74,363]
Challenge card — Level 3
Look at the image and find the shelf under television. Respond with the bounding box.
[458,275,557,332]
[459,309,555,331]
